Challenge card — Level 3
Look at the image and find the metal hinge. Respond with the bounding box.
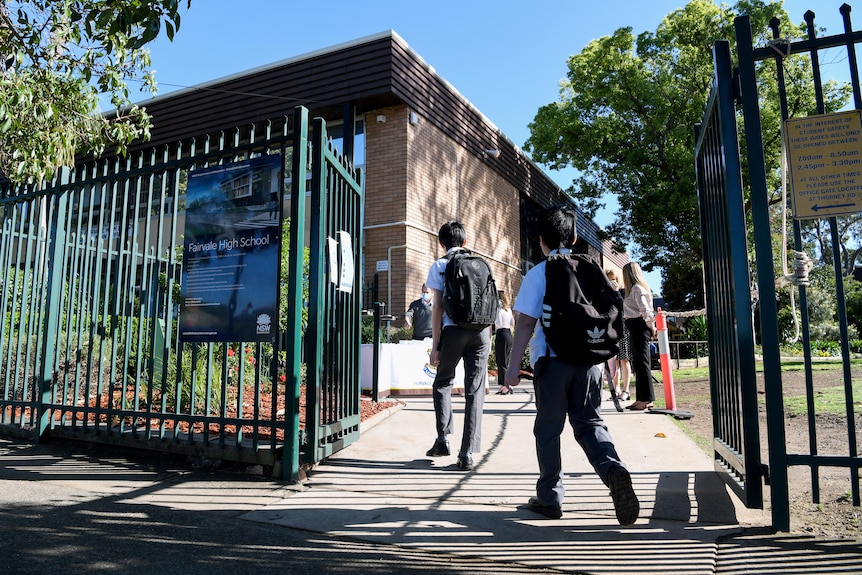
[732,68,743,106]
[760,463,771,485]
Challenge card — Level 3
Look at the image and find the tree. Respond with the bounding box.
[525,0,849,309]
[0,1,190,185]
[800,216,862,277]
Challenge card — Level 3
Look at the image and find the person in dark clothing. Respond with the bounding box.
[622,262,656,411]
[424,221,491,472]
[405,284,433,340]
[505,206,639,526]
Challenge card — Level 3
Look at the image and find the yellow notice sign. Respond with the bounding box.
[785,110,862,219]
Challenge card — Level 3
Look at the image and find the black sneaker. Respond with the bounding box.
[526,496,563,519]
[456,454,473,470]
[608,465,639,526]
[425,438,450,457]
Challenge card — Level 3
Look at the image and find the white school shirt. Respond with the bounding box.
[495,307,514,331]
[512,248,571,368]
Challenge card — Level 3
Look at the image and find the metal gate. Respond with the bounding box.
[296,115,363,466]
[694,40,767,511]
[697,7,862,531]
[0,106,362,483]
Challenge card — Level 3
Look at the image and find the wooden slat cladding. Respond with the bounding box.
[108,31,612,256]
[136,31,569,206]
[134,36,400,150]
[385,35,593,230]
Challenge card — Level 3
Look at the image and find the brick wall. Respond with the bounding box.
[363,105,524,324]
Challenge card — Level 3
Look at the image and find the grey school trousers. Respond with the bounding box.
[533,357,626,508]
[432,325,491,456]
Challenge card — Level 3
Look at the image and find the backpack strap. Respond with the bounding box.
[440,247,469,273]
[538,253,573,377]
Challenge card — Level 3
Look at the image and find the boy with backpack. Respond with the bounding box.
[504,206,639,526]
[425,221,499,471]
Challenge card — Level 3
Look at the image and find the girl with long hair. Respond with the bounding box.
[622,262,656,411]
[494,292,515,395]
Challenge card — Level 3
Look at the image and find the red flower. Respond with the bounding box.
[245,347,252,354]
[279,374,286,383]
[227,348,235,357]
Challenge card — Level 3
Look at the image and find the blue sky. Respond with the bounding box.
[139,0,848,296]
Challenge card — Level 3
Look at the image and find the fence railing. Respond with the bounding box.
[1,108,362,482]
[665,340,709,369]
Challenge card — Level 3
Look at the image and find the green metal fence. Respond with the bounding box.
[0,106,362,482]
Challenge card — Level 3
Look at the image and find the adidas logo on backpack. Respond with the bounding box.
[586,327,607,344]
[542,253,623,365]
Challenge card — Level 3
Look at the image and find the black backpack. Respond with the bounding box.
[542,253,623,365]
[442,250,500,330]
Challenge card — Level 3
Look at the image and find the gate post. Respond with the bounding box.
[283,106,310,482]
[695,39,765,512]
[372,301,383,402]
[37,168,71,441]
[735,15,789,531]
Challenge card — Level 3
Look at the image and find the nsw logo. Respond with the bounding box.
[256,313,272,335]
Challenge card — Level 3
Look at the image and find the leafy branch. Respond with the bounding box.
[0,1,190,185]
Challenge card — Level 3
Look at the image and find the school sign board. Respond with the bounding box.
[785,110,862,220]
[179,155,282,342]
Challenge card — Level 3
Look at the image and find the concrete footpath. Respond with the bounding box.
[1,380,860,574]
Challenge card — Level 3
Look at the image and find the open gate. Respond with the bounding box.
[697,7,862,531]
[694,40,767,511]
[0,106,362,483]
[292,113,364,468]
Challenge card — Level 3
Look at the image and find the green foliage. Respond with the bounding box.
[780,339,862,357]
[360,316,412,344]
[161,342,271,414]
[843,276,862,335]
[662,261,706,310]
[797,213,862,279]
[777,304,797,342]
[526,0,850,304]
[360,316,375,345]
[0,1,190,184]
[684,314,708,341]
[168,342,221,413]
[157,241,184,303]
[279,218,309,332]
[808,323,859,344]
[808,339,842,357]
[389,325,413,343]
[777,267,860,343]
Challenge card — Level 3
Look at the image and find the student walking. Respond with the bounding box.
[505,206,639,526]
[424,221,493,471]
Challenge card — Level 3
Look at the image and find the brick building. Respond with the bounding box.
[133,30,628,323]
